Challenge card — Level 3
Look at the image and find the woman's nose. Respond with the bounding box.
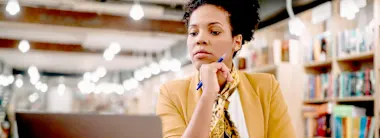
[196,40,208,45]
[195,32,209,45]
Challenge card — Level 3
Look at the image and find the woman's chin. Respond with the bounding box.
[192,60,212,70]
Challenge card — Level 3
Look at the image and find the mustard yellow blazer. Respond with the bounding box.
[156,71,296,138]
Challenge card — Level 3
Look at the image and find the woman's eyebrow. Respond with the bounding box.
[208,22,223,27]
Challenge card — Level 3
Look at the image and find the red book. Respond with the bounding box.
[365,117,372,138]
[364,69,371,95]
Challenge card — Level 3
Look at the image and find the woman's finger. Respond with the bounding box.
[211,62,232,82]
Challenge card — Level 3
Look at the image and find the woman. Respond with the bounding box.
[156,0,296,137]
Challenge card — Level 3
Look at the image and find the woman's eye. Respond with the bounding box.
[211,31,220,35]
[189,32,198,36]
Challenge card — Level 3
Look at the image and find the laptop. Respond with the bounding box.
[16,112,163,138]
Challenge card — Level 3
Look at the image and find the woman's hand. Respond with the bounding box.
[199,62,234,100]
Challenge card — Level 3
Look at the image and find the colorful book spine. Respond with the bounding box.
[337,26,374,57]
[336,69,375,98]
[359,116,367,138]
[306,73,333,100]
[334,116,375,138]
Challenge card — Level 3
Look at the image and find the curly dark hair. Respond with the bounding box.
[183,0,261,45]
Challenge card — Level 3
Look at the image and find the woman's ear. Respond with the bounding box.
[233,34,243,52]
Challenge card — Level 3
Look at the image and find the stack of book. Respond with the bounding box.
[305,73,333,100]
[333,105,376,138]
[303,103,332,137]
[335,69,375,98]
[337,26,375,57]
[305,32,333,63]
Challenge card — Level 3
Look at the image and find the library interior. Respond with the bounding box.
[0,0,379,138]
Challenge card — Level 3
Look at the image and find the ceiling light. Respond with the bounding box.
[134,69,144,81]
[130,3,144,20]
[340,0,359,20]
[35,81,43,90]
[83,72,92,82]
[142,67,151,79]
[40,83,48,93]
[18,40,30,53]
[6,0,20,16]
[95,67,107,78]
[28,93,39,103]
[129,78,139,89]
[149,62,160,75]
[103,49,115,61]
[78,80,95,94]
[109,42,121,55]
[91,73,99,82]
[28,66,39,79]
[57,84,66,96]
[288,17,305,36]
[115,84,125,95]
[30,78,39,85]
[159,59,170,72]
[170,59,181,72]
[28,66,40,85]
[123,78,139,91]
[7,75,14,85]
[15,78,23,88]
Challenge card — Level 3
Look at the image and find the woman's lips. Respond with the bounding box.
[194,52,212,59]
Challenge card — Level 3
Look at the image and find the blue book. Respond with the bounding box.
[335,117,342,138]
[359,116,367,138]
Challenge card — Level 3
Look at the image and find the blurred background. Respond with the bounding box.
[0,0,379,138]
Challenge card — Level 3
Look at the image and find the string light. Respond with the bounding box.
[18,40,30,53]
[6,0,20,16]
[95,67,107,78]
[28,93,39,103]
[149,62,160,75]
[130,3,144,20]
[15,78,23,88]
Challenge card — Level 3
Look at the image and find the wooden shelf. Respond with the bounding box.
[304,136,331,138]
[304,59,333,69]
[336,96,374,102]
[337,52,374,63]
[303,96,374,104]
[251,64,277,73]
[303,98,332,104]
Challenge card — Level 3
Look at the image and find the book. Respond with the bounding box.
[337,26,374,58]
[305,32,333,63]
[334,116,375,138]
[306,73,333,100]
[352,117,360,138]
[333,105,366,117]
[335,117,343,138]
[335,69,375,98]
[368,117,375,138]
[359,116,367,138]
[303,104,332,137]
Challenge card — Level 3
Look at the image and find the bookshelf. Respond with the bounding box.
[304,98,333,104]
[336,52,374,63]
[301,0,379,137]
[335,96,375,103]
[244,0,379,137]
[304,59,333,69]
[303,97,375,104]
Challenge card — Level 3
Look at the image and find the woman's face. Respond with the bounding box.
[187,4,242,70]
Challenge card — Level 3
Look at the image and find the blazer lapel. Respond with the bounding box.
[237,71,265,138]
[185,72,202,124]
